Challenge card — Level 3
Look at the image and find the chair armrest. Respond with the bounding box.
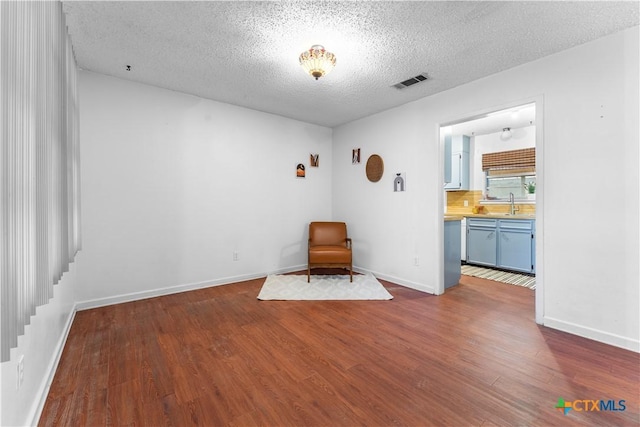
[346,238,352,249]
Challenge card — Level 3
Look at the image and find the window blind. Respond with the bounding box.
[482,147,536,171]
[0,0,81,362]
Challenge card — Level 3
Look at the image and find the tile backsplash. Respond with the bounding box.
[446,190,536,215]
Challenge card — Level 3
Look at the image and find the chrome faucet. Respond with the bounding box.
[509,192,520,215]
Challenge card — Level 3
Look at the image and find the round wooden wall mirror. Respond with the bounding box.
[366,154,384,182]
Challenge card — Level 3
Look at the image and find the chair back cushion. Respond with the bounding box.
[309,222,347,246]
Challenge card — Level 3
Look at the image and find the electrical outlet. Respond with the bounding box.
[17,355,24,390]
[463,200,469,207]
[233,251,239,261]
[414,256,420,266]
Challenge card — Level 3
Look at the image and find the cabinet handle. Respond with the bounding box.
[502,234,509,242]
[487,232,495,239]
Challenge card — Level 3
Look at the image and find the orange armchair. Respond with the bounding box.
[308,222,353,282]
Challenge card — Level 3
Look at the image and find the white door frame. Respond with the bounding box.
[437,95,545,324]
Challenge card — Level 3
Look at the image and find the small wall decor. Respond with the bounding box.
[296,163,305,178]
[365,154,384,182]
[352,148,361,165]
[310,153,319,167]
[394,173,406,192]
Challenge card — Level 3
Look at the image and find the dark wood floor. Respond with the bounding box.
[40,272,639,426]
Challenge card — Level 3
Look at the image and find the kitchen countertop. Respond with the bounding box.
[462,213,535,219]
[444,215,464,221]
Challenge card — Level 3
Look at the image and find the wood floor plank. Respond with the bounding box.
[39,274,640,426]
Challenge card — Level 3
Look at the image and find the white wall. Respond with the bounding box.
[332,104,437,292]
[332,26,639,351]
[76,72,333,305]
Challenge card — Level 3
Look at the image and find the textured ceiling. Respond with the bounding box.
[62,1,639,128]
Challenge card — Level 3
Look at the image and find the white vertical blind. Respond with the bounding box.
[1,0,80,362]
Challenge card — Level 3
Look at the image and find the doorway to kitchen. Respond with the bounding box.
[440,99,543,323]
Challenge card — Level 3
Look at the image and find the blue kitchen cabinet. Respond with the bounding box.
[466,218,536,274]
[466,218,497,266]
[498,220,535,273]
[444,135,470,191]
[444,219,462,289]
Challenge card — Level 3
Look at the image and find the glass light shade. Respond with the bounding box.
[299,45,336,80]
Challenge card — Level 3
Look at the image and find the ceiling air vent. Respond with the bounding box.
[393,73,429,89]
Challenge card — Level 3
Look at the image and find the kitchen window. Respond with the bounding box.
[482,148,536,201]
[485,173,536,200]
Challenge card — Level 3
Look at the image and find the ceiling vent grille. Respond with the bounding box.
[393,73,429,89]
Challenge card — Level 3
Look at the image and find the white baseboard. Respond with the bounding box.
[544,316,640,353]
[76,265,307,311]
[74,264,436,312]
[30,304,77,427]
[355,267,436,295]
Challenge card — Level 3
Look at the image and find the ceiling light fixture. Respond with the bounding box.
[501,127,512,140]
[299,45,336,80]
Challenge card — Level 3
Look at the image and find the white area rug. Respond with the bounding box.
[257,273,393,301]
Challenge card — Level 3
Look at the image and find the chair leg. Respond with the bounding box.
[350,265,353,282]
[308,266,310,283]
